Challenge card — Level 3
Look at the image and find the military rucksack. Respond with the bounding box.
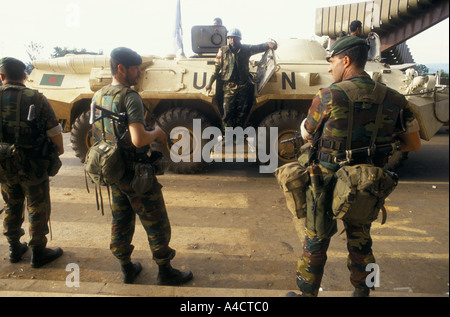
[0,85,61,185]
[83,86,130,214]
[329,81,399,225]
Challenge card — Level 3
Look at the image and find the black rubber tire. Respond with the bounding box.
[154,107,214,174]
[70,111,93,163]
[258,109,305,167]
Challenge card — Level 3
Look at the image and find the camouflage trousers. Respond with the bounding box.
[2,179,51,247]
[296,222,376,297]
[109,173,175,266]
[222,81,253,128]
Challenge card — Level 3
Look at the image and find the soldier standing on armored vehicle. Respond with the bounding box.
[0,57,64,268]
[205,28,277,129]
[90,47,193,285]
[287,36,421,297]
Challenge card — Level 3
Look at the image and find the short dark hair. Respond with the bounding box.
[110,58,120,76]
[350,20,362,32]
[0,57,26,81]
[336,44,368,69]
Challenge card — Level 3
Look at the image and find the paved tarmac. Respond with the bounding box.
[0,129,448,300]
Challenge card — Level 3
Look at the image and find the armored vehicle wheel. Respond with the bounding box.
[70,111,93,163]
[258,109,304,166]
[154,107,214,174]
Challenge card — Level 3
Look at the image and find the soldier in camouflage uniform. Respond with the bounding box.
[288,36,421,297]
[206,28,277,128]
[91,47,192,285]
[0,57,64,268]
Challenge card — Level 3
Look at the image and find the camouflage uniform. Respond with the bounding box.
[1,84,60,248]
[91,84,175,266]
[296,73,416,296]
[208,43,269,128]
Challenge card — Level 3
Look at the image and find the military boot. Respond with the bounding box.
[157,263,193,286]
[285,291,306,297]
[31,246,63,268]
[352,286,371,297]
[121,262,142,284]
[9,241,29,263]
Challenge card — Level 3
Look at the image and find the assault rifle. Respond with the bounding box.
[333,142,400,166]
[89,102,172,146]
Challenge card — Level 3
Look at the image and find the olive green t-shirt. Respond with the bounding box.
[92,84,146,142]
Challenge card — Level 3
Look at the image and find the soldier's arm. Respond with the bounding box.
[49,131,64,156]
[41,95,64,155]
[129,123,167,148]
[303,91,331,136]
[249,43,270,55]
[206,48,223,90]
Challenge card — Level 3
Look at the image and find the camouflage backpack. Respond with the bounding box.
[0,85,60,185]
[84,87,127,214]
[330,81,399,225]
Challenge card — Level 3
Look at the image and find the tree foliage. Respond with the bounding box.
[51,47,102,58]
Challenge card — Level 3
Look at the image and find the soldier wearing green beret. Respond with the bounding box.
[287,36,421,297]
[90,47,193,285]
[1,57,64,268]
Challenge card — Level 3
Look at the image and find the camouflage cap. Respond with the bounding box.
[110,47,142,67]
[326,35,368,61]
[0,57,26,70]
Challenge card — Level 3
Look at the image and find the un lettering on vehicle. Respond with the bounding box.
[192,72,297,90]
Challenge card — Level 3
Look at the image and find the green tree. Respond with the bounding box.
[416,64,429,76]
[438,69,449,78]
[51,47,102,58]
[25,41,44,74]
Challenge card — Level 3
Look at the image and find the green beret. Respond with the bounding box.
[0,57,26,70]
[326,35,368,61]
[110,47,142,67]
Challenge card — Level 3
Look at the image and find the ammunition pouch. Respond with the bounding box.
[0,142,49,185]
[130,163,156,195]
[332,164,398,225]
[41,138,62,177]
[126,150,168,195]
[275,161,310,219]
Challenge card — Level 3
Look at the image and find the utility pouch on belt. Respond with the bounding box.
[0,143,21,184]
[130,163,155,195]
[275,161,310,219]
[332,164,398,225]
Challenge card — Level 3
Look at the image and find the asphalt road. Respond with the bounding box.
[0,127,448,297]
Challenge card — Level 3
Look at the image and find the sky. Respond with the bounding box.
[0,0,448,67]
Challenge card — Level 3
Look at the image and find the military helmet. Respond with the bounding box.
[110,47,142,67]
[326,35,368,61]
[227,28,242,40]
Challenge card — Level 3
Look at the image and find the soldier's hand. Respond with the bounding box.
[153,126,168,144]
[205,84,211,92]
